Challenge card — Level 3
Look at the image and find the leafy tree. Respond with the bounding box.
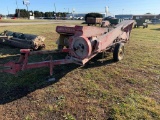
[61,12,66,17]
[14,9,67,19]
[15,9,29,18]
[44,12,54,17]
[34,11,44,17]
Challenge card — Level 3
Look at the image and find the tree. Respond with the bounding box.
[44,12,53,18]
[34,11,44,17]
[15,9,29,18]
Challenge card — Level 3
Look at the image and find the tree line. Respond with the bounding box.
[15,9,68,18]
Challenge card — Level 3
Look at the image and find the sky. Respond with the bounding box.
[0,0,159,15]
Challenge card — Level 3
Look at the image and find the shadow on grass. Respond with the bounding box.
[82,53,115,69]
[0,52,114,104]
[0,51,79,104]
[0,63,80,105]
[150,28,160,31]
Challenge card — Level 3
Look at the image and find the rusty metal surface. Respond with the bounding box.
[74,26,108,37]
[86,17,103,25]
[56,26,75,35]
[56,26,75,50]
[70,20,135,64]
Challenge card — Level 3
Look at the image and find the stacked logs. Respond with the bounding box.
[0,30,45,50]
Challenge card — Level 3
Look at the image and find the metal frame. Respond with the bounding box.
[0,20,135,76]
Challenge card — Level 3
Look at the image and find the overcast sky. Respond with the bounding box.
[0,0,159,15]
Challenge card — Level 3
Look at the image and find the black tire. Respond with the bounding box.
[113,43,124,61]
[58,45,64,50]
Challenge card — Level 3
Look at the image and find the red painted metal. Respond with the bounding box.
[69,20,134,64]
[0,20,135,76]
[70,36,92,59]
[86,17,103,26]
[56,26,75,35]
[0,49,73,75]
[74,25,107,37]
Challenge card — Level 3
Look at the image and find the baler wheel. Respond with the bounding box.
[58,45,64,50]
[113,43,124,61]
[134,24,137,28]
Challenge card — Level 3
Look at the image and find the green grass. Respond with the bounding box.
[0,23,160,120]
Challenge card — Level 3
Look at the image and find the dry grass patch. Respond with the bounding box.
[0,23,160,120]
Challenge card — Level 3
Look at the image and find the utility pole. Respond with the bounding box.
[72,8,75,19]
[54,3,56,19]
[7,7,9,18]
[54,3,56,13]
[23,0,30,19]
[16,0,20,18]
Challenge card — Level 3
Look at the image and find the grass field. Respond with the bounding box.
[0,19,54,23]
[0,22,160,120]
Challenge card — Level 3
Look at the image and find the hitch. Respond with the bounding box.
[0,62,21,74]
[0,49,73,75]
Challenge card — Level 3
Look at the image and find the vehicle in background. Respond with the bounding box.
[76,17,84,20]
[151,18,160,24]
[103,17,124,26]
[134,18,148,28]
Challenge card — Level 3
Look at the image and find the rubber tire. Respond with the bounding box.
[113,43,124,61]
[58,45,64,50]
